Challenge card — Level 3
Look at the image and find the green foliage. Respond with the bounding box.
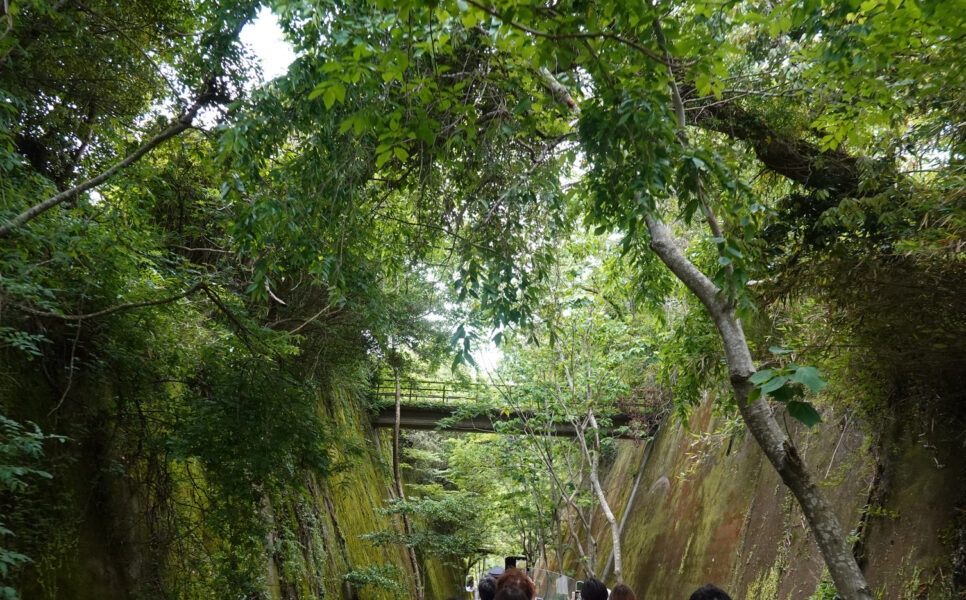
[1,0,964,596]
[748,354,828,427]
[0,417,62,600]
[809,577,842,600]
[344,565,408,597]
[0,417,60,493]
[364,491,489,570]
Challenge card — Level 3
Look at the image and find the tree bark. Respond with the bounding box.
[685,94,868,197]
[643,212,873,600]
[576,409,623,583]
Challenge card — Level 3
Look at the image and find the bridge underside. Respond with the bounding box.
[372,405,638,438]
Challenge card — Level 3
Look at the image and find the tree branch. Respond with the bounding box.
[643,210,873,600]
[6,283,203,321]
[684,88,874,198]
[0,92,210,238]
[537,68,580,114]
[463,0,684,68]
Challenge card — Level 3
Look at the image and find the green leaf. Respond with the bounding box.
[767,384,801,403]
[323,87,336,109]
[769,346,793,354]
[790,366,827,393]
[748,369,774,385]
[331,82,347,103]
[307,83,326,100]
[760,375,789,394]
[695,72,712,96]
[787,401,823,427]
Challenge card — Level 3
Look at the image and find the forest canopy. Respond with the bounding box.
[0,0,963,599]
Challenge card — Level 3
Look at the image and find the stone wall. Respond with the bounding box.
[586,398,964,599]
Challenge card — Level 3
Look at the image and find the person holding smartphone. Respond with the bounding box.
[577,578,608,600]
[571,580,583,600]
[495,568,536,600]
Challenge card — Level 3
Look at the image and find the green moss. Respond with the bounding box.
[0,348,461,600]
[677,533,693,576]
[745,564,790,600]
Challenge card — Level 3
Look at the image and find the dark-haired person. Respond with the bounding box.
[479,575,498,600]
[689,584,732,600]
[580,578,608,600]
[497,567,536,600]
[610,583,636,600]
[495,588,530,600]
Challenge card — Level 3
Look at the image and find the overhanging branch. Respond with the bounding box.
[0,89,214,238]
[5,283,203,321]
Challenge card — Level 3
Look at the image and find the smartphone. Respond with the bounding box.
[504,555,528,573]
[575,580,583,600]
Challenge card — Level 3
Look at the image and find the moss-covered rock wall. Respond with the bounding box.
[0,349,462,600]
[582,398,965,599]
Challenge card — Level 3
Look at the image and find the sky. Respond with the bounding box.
[239,8,297,82]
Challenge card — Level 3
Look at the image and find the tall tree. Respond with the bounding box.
[256,1,963,597]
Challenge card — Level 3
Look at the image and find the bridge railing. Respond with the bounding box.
[370,377,664,424]
[370,378,504,406]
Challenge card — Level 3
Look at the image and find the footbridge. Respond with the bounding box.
[369,379,651,438]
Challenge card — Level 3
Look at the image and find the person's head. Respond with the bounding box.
[494,588,529,600]
[496,567,536,600]
[581,578,608,600]
[479,575,498,600]
[689,584,732,600]
[611,583,637,600]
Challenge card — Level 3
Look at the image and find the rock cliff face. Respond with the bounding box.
[1,354,461,600]
[582,398,965,599]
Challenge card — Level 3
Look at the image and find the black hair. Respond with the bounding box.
[581,578,608,600]
[479,575,498,600]
[689,584,732,600]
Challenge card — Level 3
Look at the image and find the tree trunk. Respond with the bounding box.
[643,212,873,600]
[601,432,655,582]
[578,410,623,583]
[393,369,424,600]
[585,504,598,580]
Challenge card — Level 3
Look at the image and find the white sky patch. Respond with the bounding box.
[473,341,503,375]
[240,8,296,82]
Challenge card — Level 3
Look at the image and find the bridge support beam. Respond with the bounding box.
[371,405,638,438]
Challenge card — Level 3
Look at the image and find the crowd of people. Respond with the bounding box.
[456,568,733,600]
